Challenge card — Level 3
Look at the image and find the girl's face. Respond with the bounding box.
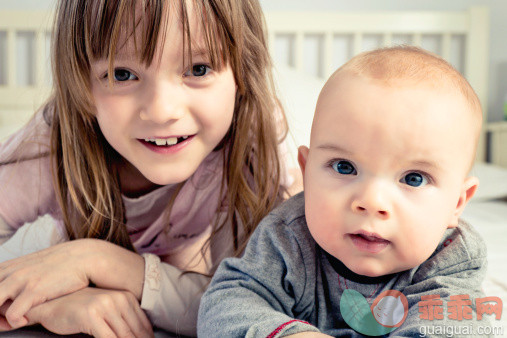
[90,3,236,193]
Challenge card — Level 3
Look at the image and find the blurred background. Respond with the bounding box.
[1,0,506,122]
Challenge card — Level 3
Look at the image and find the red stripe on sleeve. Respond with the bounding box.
[266,319,312,338]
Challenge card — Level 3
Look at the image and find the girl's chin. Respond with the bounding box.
[145,174,191,186]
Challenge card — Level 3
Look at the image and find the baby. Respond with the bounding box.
[198,46,490,337]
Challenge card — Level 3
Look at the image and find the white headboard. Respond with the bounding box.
[264,7,507,167]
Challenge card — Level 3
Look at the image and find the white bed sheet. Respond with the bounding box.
[462,200,507,333]
[461,163,507,333]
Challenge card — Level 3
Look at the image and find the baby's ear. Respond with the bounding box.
[449,176,479,228]
[297,146,309,178]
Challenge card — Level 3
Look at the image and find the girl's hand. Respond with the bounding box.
[2,287,153,338]
[0,300,13,331]
[0,240,92,328]
[0,239,145,329]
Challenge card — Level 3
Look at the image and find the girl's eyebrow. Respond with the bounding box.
[190,47,209,58]
[113,45,139,61]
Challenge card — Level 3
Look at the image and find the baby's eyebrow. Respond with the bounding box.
[407,159,441,171]
[316,143,352,155]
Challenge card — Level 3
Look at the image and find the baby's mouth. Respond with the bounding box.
[142,135,192,147]
[349,231,390,253]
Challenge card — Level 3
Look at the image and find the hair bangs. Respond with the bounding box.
[182,0,230,73]
[85,0,164,70]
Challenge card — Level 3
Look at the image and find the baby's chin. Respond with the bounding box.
[338,247,430,278]
[343,259,411,278]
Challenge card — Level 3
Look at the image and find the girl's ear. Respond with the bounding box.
[297,146,309,180]
[448,176,479,228]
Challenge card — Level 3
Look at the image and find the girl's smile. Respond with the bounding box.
[138,135,195,154]
[141,135,191,146]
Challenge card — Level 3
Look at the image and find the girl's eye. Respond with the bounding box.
[400,172,428,187]
[184,64,211,77]
[331,160,357,175]
[113,69,137,82]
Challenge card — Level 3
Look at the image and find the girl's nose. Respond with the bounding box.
[139,80,186,124]
[350,181,391,219]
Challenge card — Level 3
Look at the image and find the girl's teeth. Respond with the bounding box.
[144,137,179,146]
[166,137,178,145]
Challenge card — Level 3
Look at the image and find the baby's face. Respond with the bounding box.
[299,73,478,277]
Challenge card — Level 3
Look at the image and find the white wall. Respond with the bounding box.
[0,0,55,10]
[2,0,506,121]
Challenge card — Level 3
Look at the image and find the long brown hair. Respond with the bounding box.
[39,0,287,257]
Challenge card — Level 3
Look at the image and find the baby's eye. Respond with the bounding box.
[184,64,211,77]
[112,69,138,82]
[400,172,428,187]
[331,160,357,175]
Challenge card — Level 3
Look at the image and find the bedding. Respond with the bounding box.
[462,197,507,333]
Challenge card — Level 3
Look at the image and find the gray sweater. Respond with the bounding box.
[198,192,490,337]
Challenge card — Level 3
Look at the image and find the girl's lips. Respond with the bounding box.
[348,231,390,254]
[138,134,195,154]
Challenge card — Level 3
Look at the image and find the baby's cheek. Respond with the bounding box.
[401,233,439,266]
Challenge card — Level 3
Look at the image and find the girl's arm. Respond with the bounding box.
[0,237,211,336]
[0,211,232,335]
[1,287,153,337]
[74,239,212,336]
[140,255,209,336]
[0,239,144,328]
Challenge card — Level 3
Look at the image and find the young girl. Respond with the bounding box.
[0,0,288,336]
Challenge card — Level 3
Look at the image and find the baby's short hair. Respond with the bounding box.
[333,45,482,122]
[324,45,483,169]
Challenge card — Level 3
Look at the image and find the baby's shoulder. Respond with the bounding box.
[253,191,313,245]
[440,219,487,261]
[264,192,307,229]
[416,219,487,279]
[272,190,305,215]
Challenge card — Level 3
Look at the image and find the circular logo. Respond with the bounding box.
[340,289,409,336]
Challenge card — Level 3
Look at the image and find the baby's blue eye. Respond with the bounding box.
[113,69,137,81]
[401,172,428,187]
[331,160,357,175]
